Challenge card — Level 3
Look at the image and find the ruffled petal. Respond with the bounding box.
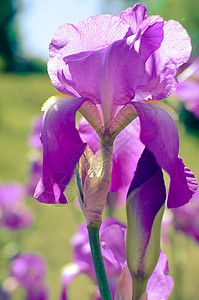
[133,101,197,207]
[48,14,129,95]
[34,97,86,204]
[149,20,192,99]
[167,157,198,208]
[119,5,164,62]
[138,17,164,62]
[118,5,147,34]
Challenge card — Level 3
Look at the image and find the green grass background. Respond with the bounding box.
[0,73,199,299]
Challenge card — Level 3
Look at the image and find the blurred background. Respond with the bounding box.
[0,0,199,299]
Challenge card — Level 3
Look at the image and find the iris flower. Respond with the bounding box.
[35,4,197,211]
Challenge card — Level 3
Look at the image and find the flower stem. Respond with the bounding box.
[132,276,147,300]
[87,223,112,300]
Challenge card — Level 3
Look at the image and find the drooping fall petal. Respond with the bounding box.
[133,101,197,207]
[34,96,86,204]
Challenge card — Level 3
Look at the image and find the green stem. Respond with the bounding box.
[132,276,147,300]
[87,223,112,300]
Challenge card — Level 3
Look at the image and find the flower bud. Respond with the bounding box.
[126,148,166,299]
[76,145,113,225]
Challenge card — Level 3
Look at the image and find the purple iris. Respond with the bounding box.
[60,217,173,300]
[0,184,34,230]
[34,3,197,209]
[9,252,49,300]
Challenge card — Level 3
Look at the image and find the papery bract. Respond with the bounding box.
[77,145,113,224]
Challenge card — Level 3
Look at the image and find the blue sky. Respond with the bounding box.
[19,0,102,59]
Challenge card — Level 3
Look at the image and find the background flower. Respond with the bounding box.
[0,184,34,230]
[60,217,173,300]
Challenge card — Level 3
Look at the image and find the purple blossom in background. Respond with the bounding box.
[0,184,34,230]
[175,58,199,118]
[161,210,173,244]
[26,159,42,197]
[9,253,49,300]
[26,116,43,197]
[34,3,197,210]
[160,189,199,244]
[28,117,43,150]
[172,189,199,243]
[60,217,173,300]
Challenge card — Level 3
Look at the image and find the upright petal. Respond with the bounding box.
[138,18,164,62]
[48,14,130,95]
[64,39,147,109]
[119,6,164,62]
[133,101,197,207]
[118,5,147,34]
[149,20,192,99]
[34,97,86,204]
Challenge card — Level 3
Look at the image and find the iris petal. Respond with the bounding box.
[34,97,86,204]
[133,101,197,207]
